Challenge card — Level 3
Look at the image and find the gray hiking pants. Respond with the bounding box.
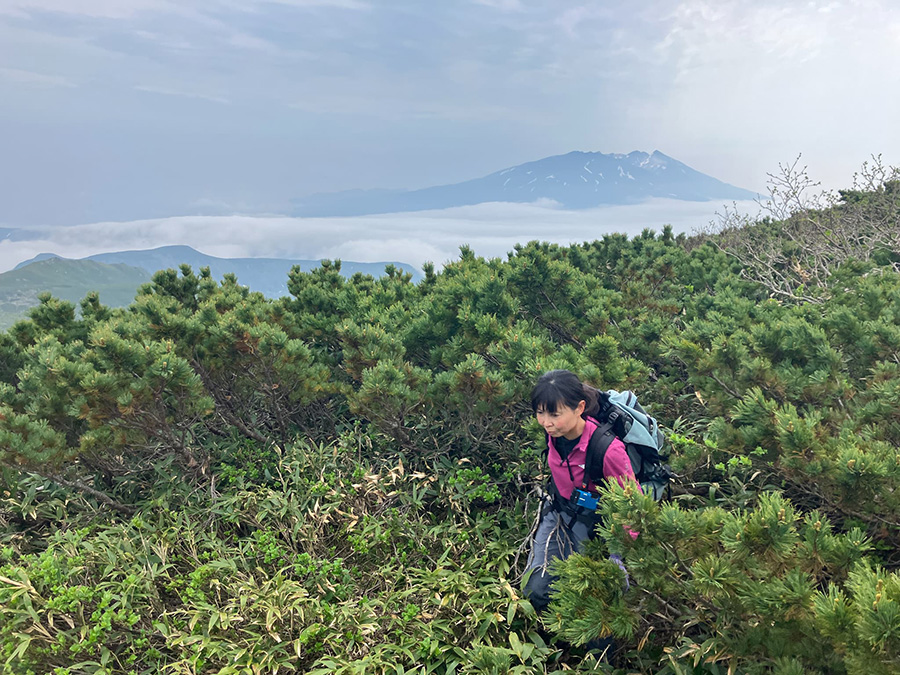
[522,502,615,657]
[522,503,597,612]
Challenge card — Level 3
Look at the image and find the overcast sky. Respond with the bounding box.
[1,0,898,261]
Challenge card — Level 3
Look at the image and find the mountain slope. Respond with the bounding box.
[292,150,759,216]
[85,246,421,296]
[15,246,421,297]
[0,258,151,330]
[3,247,420,330]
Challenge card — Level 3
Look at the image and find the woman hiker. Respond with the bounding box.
[522,369,638,656]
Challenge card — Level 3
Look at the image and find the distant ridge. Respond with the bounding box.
[3,246,420,330]
[0,258,151,331]
[14,245,421,297]
[292,150,760,217]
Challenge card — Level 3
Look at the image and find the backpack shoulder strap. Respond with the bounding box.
[583,422,616,489]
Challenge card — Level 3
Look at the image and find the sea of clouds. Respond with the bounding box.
[0,199,761,275]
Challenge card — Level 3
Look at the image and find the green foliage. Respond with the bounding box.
[0,438,582,675]
[550,483,896,674]
[2,172,900,672]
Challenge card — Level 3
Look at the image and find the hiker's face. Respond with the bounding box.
[535,400,585,440]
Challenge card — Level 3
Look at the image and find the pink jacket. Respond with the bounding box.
[547,416,638,499]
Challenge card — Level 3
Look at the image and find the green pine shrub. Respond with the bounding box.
[2,166,899,672]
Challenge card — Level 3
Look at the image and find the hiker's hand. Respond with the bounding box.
[609,554,629,590]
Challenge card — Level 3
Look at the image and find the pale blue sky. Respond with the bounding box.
[1,0,899,228]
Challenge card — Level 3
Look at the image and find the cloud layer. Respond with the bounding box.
[0,199,750,275]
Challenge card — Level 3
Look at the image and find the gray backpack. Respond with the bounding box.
[586,389,671,500]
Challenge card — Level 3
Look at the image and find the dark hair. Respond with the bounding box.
[530,369,600,418]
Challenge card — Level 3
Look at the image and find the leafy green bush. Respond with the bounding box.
[2,170,899,672]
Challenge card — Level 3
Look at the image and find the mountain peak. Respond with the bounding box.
[13,252,64,270]
[293,150,758,217]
